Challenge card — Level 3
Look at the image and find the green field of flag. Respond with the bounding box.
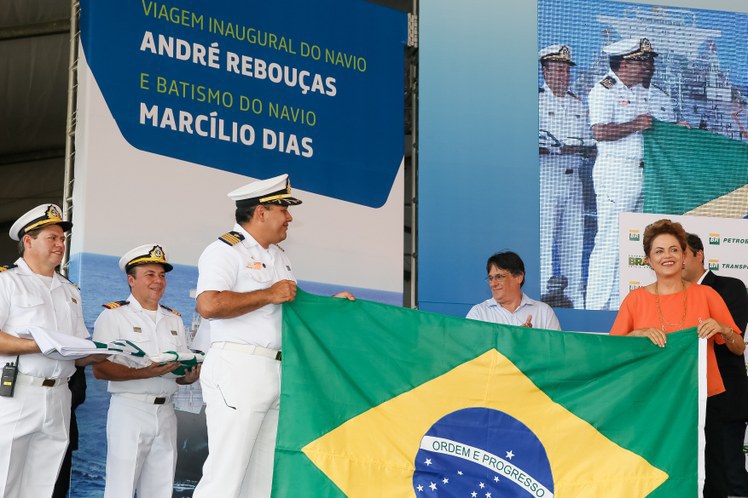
[274,290,700,497]
[644,120,748,215]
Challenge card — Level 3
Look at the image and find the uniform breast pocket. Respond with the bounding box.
[9,294,46,326]
[247,268,273,288]
[67,300,84,324]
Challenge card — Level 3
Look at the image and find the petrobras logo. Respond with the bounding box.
[629,281,641,292]
[709,234,720,245]
[628,255,647,267]
[720,237,748,245]
[413,408,554,497]
[708,259,720,272]
[628,230,640,242]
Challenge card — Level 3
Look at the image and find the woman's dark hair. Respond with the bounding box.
[642,219,687,257]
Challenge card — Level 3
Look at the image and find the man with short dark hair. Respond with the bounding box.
[466,251,560,330]
[683,233,748,498]
[93,244,199,498]
[193,174,353,497]
[0,204,101,498]
[586,38,655,310]
[538,44,593,308]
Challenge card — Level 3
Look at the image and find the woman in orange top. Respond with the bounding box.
[610,219,745,397]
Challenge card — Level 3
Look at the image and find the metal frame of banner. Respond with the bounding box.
[61,0,80,277]
[405,0,419,308]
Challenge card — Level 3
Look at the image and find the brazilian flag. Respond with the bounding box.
[274,291,701,497]
[644,120,748,216]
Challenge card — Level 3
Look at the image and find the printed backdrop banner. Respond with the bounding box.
[620,212,748,302]
[276,291,701,497]
[644,121,748,217]
[79,0,404,208]
[70,1,405,495]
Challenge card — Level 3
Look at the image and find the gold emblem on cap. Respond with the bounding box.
[641,38,652,52]
[150,245,164,260]
[560,46,570,59]
[47,205,62,221]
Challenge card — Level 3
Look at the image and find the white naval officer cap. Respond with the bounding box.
[228,173,302,208]
[538,44,575,66]
[9,203,73,241]
[603,37,658,60]
[119,244,173,273]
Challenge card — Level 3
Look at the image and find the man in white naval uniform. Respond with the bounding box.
[538,44,595,309]
[193,174,353,497]
[638,57,678,123]
[0,204,102,498]
[585,38,655,310]
[93,244,200,498]
[467,251,561,331]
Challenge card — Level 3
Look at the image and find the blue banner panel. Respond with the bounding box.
[80,0,405,208]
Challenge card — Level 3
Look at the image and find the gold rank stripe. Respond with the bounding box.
[102,300,129,309]
[220,232,243,245]
[161,305,181,316]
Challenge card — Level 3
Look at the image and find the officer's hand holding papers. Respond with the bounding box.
[17,326,148,361]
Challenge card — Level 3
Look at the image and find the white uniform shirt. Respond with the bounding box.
[0,258,88,379]
[466,293,561,331]
[588,70,646,160]
[539,83,592,147]
[93,294,186,396]
[196,224,294,349]
[638,84,676,122]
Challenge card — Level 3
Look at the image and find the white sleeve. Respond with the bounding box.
[587,85,613,126]
[196,243,239,295]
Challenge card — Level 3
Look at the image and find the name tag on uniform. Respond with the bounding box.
[133,327,142,333]
[171,330,178,336]
[619,99,630,106]
[247,261,265,270]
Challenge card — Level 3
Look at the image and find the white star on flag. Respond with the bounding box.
[505,450,515,460]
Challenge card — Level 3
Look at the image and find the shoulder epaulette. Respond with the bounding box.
[0,264,17,273]
[102,300,129,309]
[652,84,669,96]
[219,231,244,246]
[539,87,544,93]
[600,76,616,89]
[56,272,79,288]
[567,90,580,100]
[160,304,181,316]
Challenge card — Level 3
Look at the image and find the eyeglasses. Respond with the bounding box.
[485,273,511,283]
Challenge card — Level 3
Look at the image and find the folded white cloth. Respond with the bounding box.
[149,350,206,364]
[18,326,106,360]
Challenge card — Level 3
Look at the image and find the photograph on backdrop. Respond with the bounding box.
[538,0,748,311]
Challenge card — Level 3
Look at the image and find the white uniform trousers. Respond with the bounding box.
[193,347,281,498]
[586,156,643,310]
[104,395,177,498]
[540,155,585,307]
[0,382,71,498]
